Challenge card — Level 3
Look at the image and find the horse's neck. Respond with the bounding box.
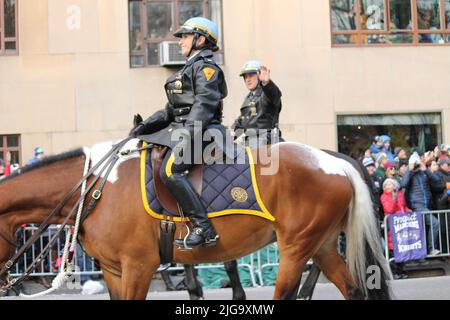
[0,156,84,229]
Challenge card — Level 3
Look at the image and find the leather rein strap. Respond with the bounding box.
[0,137,132,292]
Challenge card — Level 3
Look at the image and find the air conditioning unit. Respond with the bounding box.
[159,41,185,66]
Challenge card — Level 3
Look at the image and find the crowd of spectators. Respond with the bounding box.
[361,135,450,277]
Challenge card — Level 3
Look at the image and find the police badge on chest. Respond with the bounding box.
[170,74,183,94]
[250,102,257,116]
[173,80,183,94]
[173,74,183,94]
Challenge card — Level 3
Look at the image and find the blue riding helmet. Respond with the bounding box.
[240,60,262,77]
[34,147,44,155]
[174,17,219,46]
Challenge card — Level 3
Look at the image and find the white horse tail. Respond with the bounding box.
[339,159,393,299]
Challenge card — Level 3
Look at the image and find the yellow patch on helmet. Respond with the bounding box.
[203,67,216,81]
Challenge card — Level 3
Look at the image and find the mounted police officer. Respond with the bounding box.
[232,60,283,146]
[131,17,227,249]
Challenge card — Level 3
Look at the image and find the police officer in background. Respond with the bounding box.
[131,17,227,249]
[232,60,283,146]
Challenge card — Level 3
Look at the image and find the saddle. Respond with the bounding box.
[151,146,203,215]
[143,143,276,262]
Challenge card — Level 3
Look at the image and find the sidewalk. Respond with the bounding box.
[2,270,330,298]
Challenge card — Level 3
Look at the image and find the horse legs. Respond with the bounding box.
[297,263,321,300]
[184,264,204,300]
[101,267,122,300]
[119,260,156,300]
[102,257,158,300]
[161,269,177,291]
[224,260,246,300]
[182,261,246,300]
[273,245,308,300]
[312,243,364,300]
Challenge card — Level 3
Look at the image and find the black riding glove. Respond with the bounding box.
[130,108,173,138]
[130,122,146,137]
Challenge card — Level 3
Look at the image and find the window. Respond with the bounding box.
[0,134,21,166]
[330,0,450,46]
[0,0,18,55]
[337,113,442,159]
[128,0,223,68]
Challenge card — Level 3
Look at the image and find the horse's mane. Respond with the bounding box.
[0,148,85,184]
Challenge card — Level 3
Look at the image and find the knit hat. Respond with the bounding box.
[384,161,396,170]
[394,147,404,157]
[34,147,44,155]
[383,178,400,191]
[376,152,387,164]
[362,157,375,168]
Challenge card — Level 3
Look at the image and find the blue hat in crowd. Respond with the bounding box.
[380,135,391,143]
[34,147,44,155]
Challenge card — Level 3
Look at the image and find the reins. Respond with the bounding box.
[0,137,133,294]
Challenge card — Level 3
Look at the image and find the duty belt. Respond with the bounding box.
[174,116,187,123]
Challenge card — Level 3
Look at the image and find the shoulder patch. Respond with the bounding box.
[203,67,216,81]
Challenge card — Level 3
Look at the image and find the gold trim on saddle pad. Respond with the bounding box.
[140,143,275,222]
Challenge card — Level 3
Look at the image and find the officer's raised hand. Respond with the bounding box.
[258,66,271,86]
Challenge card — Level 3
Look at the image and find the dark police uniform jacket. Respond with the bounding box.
[232,80,282,142]
[139,49,228,149]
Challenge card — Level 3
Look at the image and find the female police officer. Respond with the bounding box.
[131,17,227,249]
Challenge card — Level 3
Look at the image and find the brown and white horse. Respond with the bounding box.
[0,140,391,299]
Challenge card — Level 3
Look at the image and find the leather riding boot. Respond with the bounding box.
[165,173,219,249]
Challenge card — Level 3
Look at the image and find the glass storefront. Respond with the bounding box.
[337,113,442,159]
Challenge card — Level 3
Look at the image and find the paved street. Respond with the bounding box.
[1,276,450,300]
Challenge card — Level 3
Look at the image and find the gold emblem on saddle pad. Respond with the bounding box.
[231,187,248,203]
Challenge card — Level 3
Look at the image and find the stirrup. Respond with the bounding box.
[174,233,219,250]
[156,263,172,272]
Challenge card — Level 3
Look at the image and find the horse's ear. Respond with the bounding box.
[133,114,143,127]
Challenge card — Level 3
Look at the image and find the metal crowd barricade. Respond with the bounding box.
[197,253,259,287]
[11,225,102,277]
[10,225,282,288]
[167,253,259,288]
[256,244,279,286]
[383,210,450,270]
[10,225,263,287]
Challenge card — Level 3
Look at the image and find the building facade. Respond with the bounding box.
[0,0,449,164]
